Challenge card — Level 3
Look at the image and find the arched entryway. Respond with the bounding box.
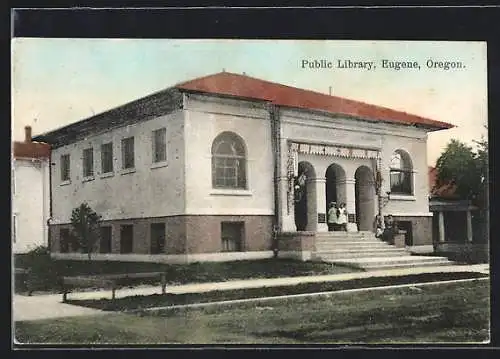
[294,161,317,231]
[325,163,346,214]
[355,165,376,231]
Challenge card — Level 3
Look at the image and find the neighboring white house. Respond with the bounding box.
[34,72,453,263]
[12,126,51,254]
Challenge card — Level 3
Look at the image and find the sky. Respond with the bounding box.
[11,39,488,166]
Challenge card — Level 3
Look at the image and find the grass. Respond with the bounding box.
[65,271,488,311]
[410,249,489,264]
[14,254,360,294]
[15,279,490,344]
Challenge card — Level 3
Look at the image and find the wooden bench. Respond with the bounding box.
[15,268,29,275]
[61,272,167,302]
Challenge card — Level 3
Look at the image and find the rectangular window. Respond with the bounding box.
[60,154,70,181]
[121,137,135,169]
[12,214,16,243]
[152,128,167,163]
[150,223,166,254]
[390,170,412,195]
[221,222,244,252]
[101,143,114,174]
[12,166,15,195]
[60,228,70,253]
[120,225,134,254]
[213,158,246,189]
[99,226,112,253]
[83,148,94,177]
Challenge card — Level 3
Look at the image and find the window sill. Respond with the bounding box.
[210,189,252,196]
[82,176,95,183]
[150,161,168,170]
[120,168,136,175]
[60,180,71,186]
[100,172,114,179]
[389,194,416,201]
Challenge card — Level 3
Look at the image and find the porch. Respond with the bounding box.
[277,230,453,270]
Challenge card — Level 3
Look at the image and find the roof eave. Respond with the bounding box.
[177,87,272,106]
[33,88,184,147]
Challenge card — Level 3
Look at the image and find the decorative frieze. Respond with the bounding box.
[295,141,379,159]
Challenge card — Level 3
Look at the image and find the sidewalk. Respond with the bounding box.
[13,263,489,322]
[13,294,109,322]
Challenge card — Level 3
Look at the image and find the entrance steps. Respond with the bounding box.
[312,248,409,260]
[312,231,454,271]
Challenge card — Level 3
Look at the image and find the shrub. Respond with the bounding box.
[18,245,60,294]
[70,203,102,261]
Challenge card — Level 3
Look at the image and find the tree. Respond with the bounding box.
[473,128,489,241]
[70,202,101,261]
[473,129,488,207]
[434,139,483,202]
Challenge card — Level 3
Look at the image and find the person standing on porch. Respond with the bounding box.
[373,214,385,238]
[327,202,338,232]
[338,202,348,231]
[383,214,396,244]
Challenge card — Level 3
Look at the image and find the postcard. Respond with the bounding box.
[12,37,489,346]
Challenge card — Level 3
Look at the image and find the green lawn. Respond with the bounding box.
[15,279,490,344]
[66,271,488,311]
[14,256,360,294]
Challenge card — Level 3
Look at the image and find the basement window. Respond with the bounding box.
[100,226,112,254]
[150,223,166,254]
[120,225,134,254]
[221,222,244,252]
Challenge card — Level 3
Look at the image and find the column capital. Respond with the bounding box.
[308,177,326,183]
[338,179,356,185]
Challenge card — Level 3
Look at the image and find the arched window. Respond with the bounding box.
[212,132,247,189]
[390,150,413,195]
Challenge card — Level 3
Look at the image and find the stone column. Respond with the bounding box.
[278,138,297,232]
[279,176,296,232]
[314,177,328,232]
[438,211,445,243]
[344,179,358,232]
[466,210,473,243]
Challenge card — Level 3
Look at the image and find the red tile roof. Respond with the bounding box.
[13,141,51,159]
[176,72,454,131]
[428,166,458,198]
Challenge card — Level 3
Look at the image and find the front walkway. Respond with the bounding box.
[13,263,489,322]
[13,294,108,322]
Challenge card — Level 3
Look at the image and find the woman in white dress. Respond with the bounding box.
[337,202,348,231]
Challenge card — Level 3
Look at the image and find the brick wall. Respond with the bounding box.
[185,215,273,253]
[393,215,432,246]
[277,232,316,251]
[49,215,272,255]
